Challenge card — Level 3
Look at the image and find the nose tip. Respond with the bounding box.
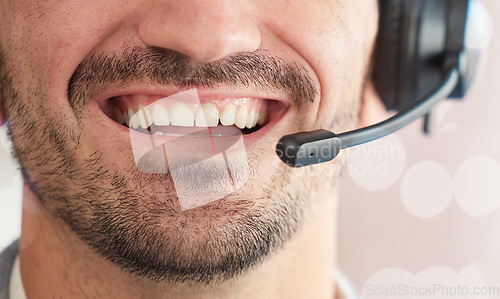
[138,1,261,62]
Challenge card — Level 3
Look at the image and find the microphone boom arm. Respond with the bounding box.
[276,69,459,167]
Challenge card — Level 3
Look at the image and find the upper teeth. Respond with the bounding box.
[195,103,219,127]
[152,104,170,126]
[219,104,236,126]
[234,105,248,129]
[118,100,267,130]
[170,102,195,127]
[137,104,153,129]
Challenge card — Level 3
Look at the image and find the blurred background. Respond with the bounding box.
[1,0,499,296]
[0,124,22,251]
[338,0,500,296]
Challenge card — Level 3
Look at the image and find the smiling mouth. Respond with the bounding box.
[101,91,287,137]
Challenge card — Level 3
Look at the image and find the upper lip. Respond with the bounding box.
[94,84,294,107]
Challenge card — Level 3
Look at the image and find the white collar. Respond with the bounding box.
[9,254,27,299]
[335,269,360,299]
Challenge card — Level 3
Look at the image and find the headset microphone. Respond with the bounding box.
[276,0,481,168]
[276,68,458,167]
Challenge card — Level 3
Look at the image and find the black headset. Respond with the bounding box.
[277,0,480,167]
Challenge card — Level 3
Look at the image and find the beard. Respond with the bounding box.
[0,47,359,284]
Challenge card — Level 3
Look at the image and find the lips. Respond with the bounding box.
[88,87,290,208]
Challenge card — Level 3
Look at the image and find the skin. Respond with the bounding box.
[0,0,380,298]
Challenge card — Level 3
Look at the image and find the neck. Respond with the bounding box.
[19,184,338,299]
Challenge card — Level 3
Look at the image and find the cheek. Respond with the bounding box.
[1,0,127,97]
[262,1,371,130]
[284,16,369,130]
[301,6,375,131]
[0,0,135,133]
[0,3,100,138]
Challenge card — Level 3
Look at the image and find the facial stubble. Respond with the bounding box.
[1,47,361,285]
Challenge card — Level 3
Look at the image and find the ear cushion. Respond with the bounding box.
[374,1,447,110]
[374,1,468,111]
[373,0,406,110]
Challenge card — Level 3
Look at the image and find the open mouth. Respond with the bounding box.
[100,91,287,137]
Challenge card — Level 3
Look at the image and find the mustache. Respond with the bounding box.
[67,46,317,110]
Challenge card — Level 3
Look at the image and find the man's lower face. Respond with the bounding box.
[1,44,360,284]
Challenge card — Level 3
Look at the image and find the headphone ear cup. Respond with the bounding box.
[373,0,405,111]
[374,1,470,112]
